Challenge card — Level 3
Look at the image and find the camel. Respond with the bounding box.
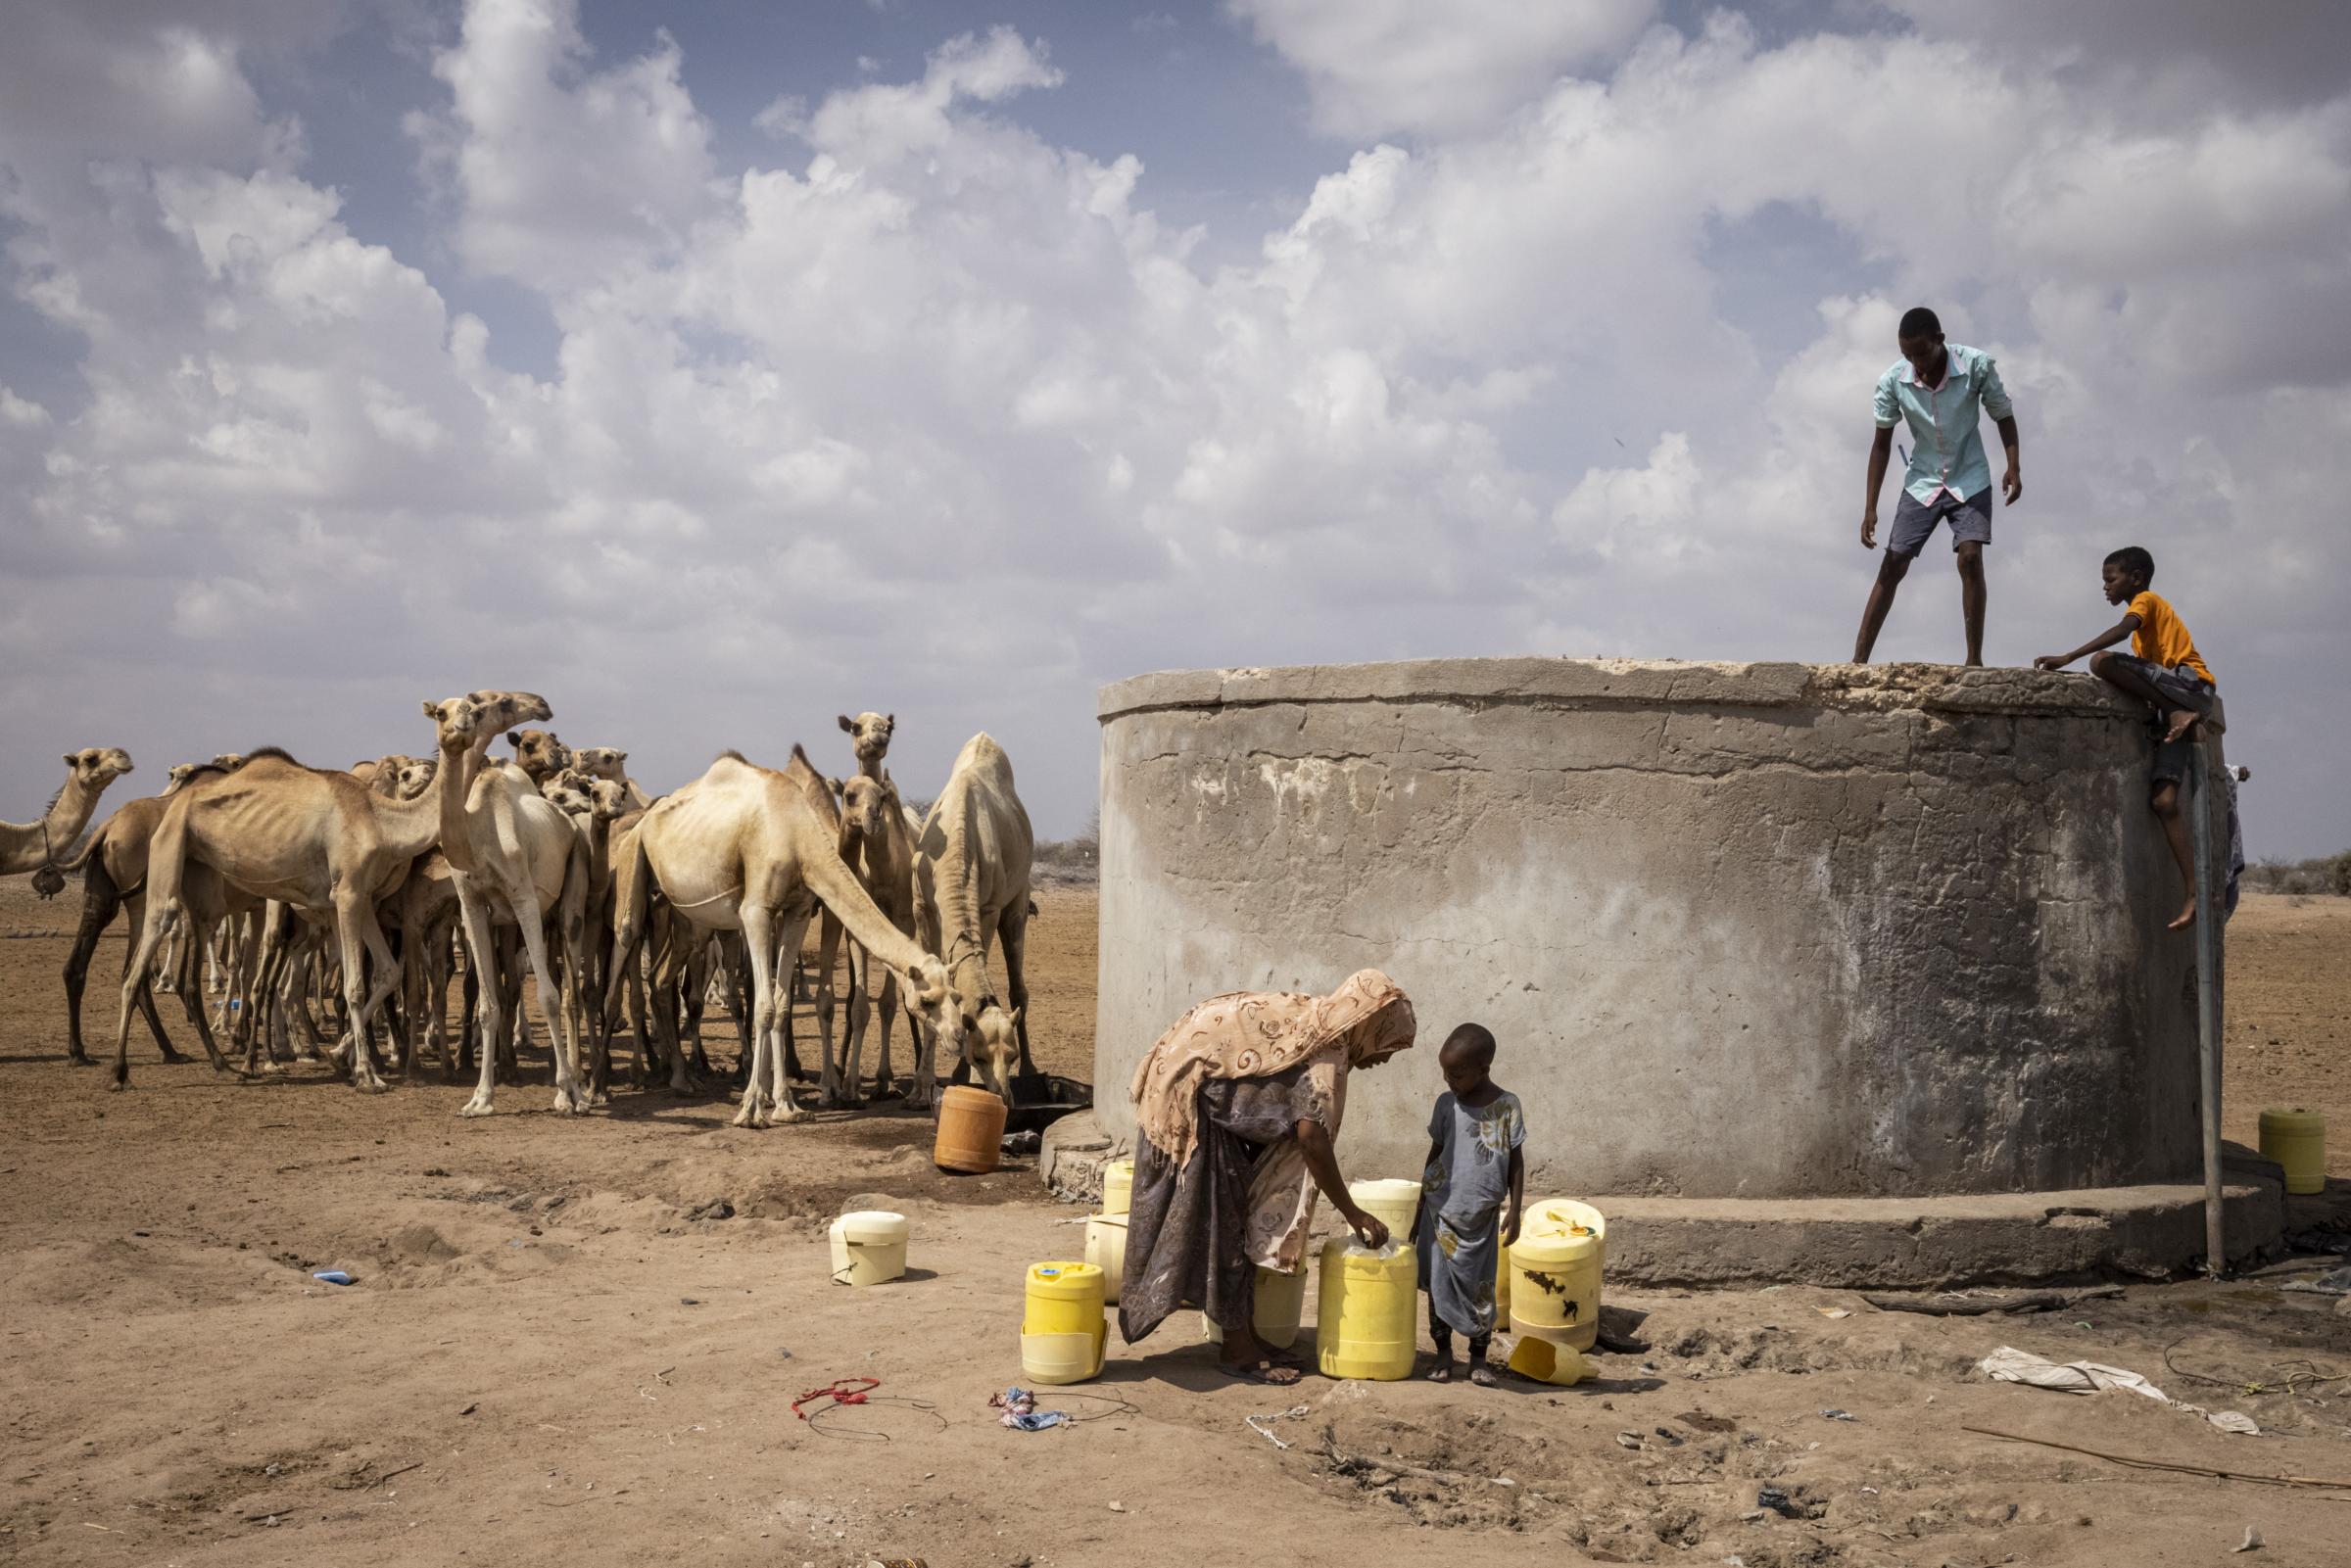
[834,770,921,1103]
[59,757,250,1069]
[542,769,629,1095]
[838,712,894,777]
[109,690,551,1092]
[608,747,963,1127]
[571,746,652,810]
[507,729,570,787]
[911,733,1036,1106]
[450,737,597,1117]
[8,748,134,885]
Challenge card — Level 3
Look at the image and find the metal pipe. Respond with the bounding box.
[2191,744,2223,1277]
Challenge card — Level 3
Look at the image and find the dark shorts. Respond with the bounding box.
[2108,653,2217,793]
[1889,486,1992,556]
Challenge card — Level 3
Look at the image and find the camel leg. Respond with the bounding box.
[64,866,116,1065]
[733,905,776,1128]
[767,908,815,1123]
[328,892,390,1093]
[842,944,873,1109]
[501,884,582,1116]
[456,884,506,1116]
[156,927,180,995]
[814,912,853,1108]
[111,809,193,1089]
[870,964,901,1101]
[1000,902,1038,1081]
[170,911,230,1073]
[649,927,694,1096]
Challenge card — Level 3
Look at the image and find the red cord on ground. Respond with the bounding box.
[792,1377,880,1421]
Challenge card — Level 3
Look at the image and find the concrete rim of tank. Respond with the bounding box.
[1098,657,2171,726]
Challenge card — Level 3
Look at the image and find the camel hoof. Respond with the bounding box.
[457,1098,496,1118]
[67,1052,93,1068]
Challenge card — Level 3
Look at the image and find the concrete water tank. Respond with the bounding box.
[1093,659,2254,1282]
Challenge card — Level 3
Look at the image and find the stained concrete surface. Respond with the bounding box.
[1095,658,2231,1215]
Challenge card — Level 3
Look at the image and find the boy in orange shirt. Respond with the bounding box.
[2035,546,2216,927]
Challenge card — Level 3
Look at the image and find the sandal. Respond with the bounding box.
[1223,1358,1303,1386]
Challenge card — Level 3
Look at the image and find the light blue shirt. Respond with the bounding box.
[1873,343,2014,505]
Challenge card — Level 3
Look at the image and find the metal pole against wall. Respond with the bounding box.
[2191,744,2223,1277]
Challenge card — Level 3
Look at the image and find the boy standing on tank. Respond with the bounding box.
[1851,306,2022,666]
[1411,1023,1525,1386]
[2035,545,2218,929]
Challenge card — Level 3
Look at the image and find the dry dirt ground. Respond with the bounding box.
[4,883,2349,1568]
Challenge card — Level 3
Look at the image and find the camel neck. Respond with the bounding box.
[44,775,97,839]
[367,760,452,863]
[433,743,486,874]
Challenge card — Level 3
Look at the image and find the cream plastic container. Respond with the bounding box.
[828,1210,910,1287]
[1083,1212,1129,1304]
[1347,1178,1422,1247]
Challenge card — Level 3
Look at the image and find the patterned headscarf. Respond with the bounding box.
[1129,969,1415,1168]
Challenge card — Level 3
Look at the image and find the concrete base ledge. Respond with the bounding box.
[1601,1180,2284,1290]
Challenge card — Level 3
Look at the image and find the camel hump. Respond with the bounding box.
[950,732,1014,784]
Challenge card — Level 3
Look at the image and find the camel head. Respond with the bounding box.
[65,747,134,792]
[896,952,965,1066]
[394,757,438,800]
[551,768,627,822]
[423,691,550,761]
[358,753,423,797]
[165,763,202,794]
[211,752,249,771]
[969,1002,1022,1101]
[835,773,893,841]
[571,745,629,783]
[541,778,595,820]
[838,711,894,766]
[507,727,570,783]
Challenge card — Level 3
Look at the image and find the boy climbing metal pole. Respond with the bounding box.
[1851,308,2022,665]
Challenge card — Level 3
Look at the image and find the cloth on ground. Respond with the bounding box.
[990,1386,1069,1431]
[1979,1346,2170,1400]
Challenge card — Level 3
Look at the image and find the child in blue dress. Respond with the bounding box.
[1411,1023,1525,1385]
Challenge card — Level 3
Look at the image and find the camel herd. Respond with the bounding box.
[3,693,1042,1126]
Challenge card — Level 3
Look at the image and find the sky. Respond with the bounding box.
[3,0,2347,856]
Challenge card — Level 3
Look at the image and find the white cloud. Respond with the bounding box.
[408,0,721,290]
[0,0,2346,853]
[1227,0,1657,138]
[0,389,51,428]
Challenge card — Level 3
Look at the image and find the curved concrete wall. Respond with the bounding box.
[1094,659,2225,1200]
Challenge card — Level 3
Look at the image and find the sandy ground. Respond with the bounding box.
[3,882,2349,1568]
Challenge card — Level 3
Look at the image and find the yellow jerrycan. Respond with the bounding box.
[2259,1109,2326,1196]
[1202,1263,1310,1352]
[1508,1335,1591,1386]
[1317,1240,1416,1380]
[1100,1158,1135,1216]
[1021,1259,1106,1385]
[1510,1203,1603,1352]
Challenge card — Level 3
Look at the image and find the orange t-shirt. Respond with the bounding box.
[2128,591,2214,686]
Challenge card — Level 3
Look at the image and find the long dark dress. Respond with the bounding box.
[1118,1060,1331,1344]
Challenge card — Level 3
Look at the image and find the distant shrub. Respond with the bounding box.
[2243,852,2351,897]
